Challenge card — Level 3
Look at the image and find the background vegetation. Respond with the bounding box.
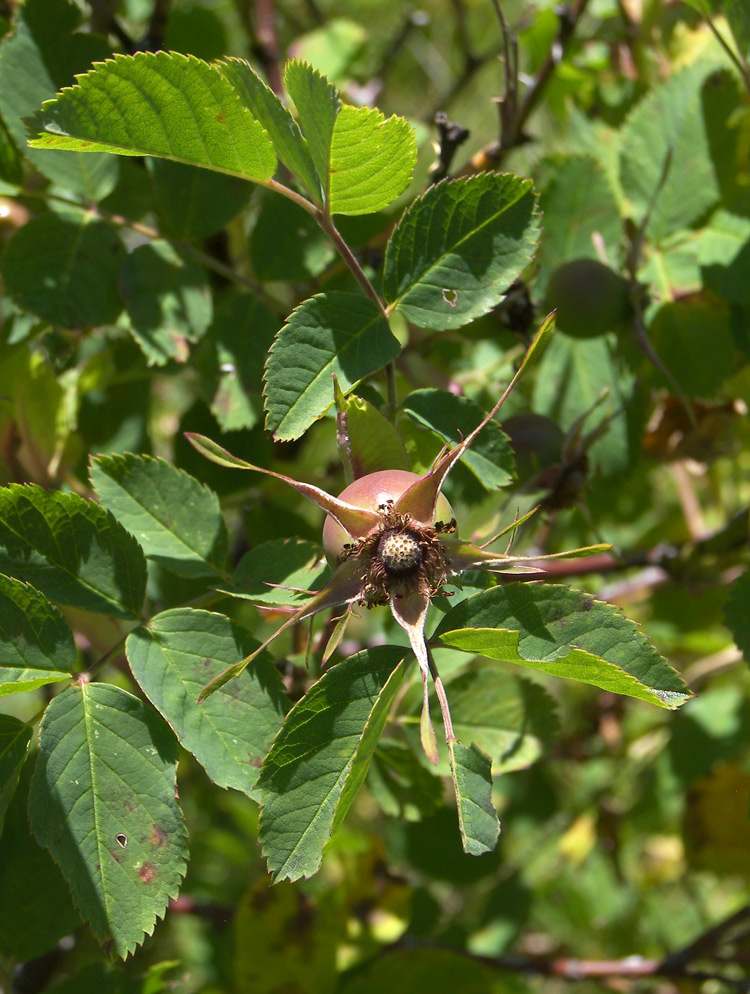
[1,0,750,991]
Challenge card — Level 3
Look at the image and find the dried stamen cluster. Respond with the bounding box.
[338,503,455,606]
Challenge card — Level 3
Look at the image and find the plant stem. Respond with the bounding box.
[314,210,387,314]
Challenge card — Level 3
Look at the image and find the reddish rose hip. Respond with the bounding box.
[322,469,454,565]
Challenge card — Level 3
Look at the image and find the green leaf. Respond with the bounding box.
[0,485,147,620]
[697,210,750,305]
[217,538,329,608]
[258,646,406,881]
[28,683,187,958]
[0,574,76,694]
[403,389,516,489]
[197,291,279,433]
[340,948,519,994]
[250,194,335,281]
[535,154,622,294]
[620,60,722,241]
[0,714,32,833]
[335,387,410,478]
[434,584,692,708]
[126,609,288,796]
[383,173,540,330]
[422,667,559,775]
[218,57,321,199]
[27,50,277,182]
[284,59,340,194]
[119,240,213,367]
[0,0,119,199]
[328,104,416,215]
[90,453,229,580]
[646,294,735,397]
[1,212,125,329]
[532,333,632,474]
[724,569,750,659]
[263,292,400,441]
[368,739,443,822]
[0,765,82,961]
[148,158,253,240]
[449,740,501,856]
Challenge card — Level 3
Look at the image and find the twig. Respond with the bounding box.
[86,0,138,52]
[430,112,470,184]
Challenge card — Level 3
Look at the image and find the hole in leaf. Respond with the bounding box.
[115,833,128,848]
[442,288,459,307]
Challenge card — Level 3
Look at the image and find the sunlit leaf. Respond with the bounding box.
[449,740,501,856]
[434,584,692,708]
[28,50,277,181]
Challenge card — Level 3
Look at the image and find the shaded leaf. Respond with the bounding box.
[368,739,443,822]
[0,764,82,960]
[329,104,416,215]
[0,574,76,695]
[119,240,212,366]
[340,947,520,994]
[449,740,501,856]
[126,609,288,796]
[258,646,406,880]
[535,154,622,294]
[0,485,147,620]
[620,60,722,241]
[28,50,277,182]
[403,389,516,489]
[434,584,692,708]
[28,683,187,958]
[383,173,540,330]
[217,538,329,607]
[418,667,559,775]
[196,291,279,433]
[0,0,119,198]
[148,158,253,240]
[2,212,125,329]
[90,453,229,580]
[724,569,750,660]
[234,880,343,994]
[264,292,400,441]
[250,194,335,281]
[646,294,735,397]
[0,714,32,833]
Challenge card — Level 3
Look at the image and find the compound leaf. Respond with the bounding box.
[258,646,406,881]
[90,454,229,580]
[264,292,400,441]
[449,740,501,856]
[383,173,540,330]
[0,574,76,695]
[27,50,277,182]
[28,683,187,958]
[0,485,147,620]
[126,609,288,796]
[434,584,692,708]
[328,104,416,215]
